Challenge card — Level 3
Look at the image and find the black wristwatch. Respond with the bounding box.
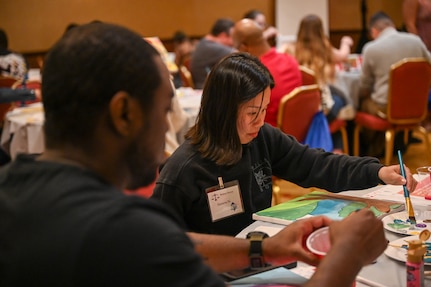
[246,231,269,270]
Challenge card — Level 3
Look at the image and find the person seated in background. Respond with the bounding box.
[190,18,235,89]
[0,28,29,165]
[172,30,196,69]
[358,11,431,157]
[232,18,301,127]
[294,14,354,152]
[0,22,389,287]
[403,0,431,52]
[0,28,27,80]
[403,0,431,132]
[152,52,416,237]
[171,30,197,88]
[243,9,278,43]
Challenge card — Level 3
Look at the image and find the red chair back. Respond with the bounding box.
[387,58,431,124]
[0,76,18,88]
[277,84,321,143]
[179,65,194,89]
[299,65,317,86]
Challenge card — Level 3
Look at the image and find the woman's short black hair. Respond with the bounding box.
[187,52,274,165]
[42,22,161,148]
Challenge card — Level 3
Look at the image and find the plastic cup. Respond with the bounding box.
[416,166,431,181]
[306,226,356,286]
[306,226,331,258]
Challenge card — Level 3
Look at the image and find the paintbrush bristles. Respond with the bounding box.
[406,197,417,224]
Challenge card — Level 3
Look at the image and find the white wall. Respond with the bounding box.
[276,0,329,47]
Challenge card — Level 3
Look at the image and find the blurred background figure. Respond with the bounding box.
[294,14,354,153]
[172,30,196,69]
[403,0,431,52]
[403,0,431,132]
[190,18,235,89]
[0,28,30,166]
[358,11,431,156]
[171,30,197,88]
[233,18,301,127]
[243,9,278,43]
[0,28,27,80]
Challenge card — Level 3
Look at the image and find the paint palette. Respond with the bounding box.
[385,235,431,265]
[382,211,431,236]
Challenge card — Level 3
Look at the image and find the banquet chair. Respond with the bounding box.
[179,65,194,89]
[277,84,321,143]
[353,57,431,165]
[273,84,321,204]
[299,65,317,85]
[298,66,349,154]
[0,76,17,88]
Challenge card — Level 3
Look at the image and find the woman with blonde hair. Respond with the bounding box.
[295,14,354,152]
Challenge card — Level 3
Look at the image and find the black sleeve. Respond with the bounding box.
[266,125,384,192]
[74,201,225,287]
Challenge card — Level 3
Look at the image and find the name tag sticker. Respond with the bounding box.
[206,179,244,222]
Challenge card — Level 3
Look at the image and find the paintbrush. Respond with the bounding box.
[397,150,416,225]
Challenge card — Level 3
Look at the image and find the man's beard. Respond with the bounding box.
[126,165,158,190]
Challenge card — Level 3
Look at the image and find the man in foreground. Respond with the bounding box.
[0,22,387,286]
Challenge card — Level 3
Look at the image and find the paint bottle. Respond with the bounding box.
[406,239,426,287]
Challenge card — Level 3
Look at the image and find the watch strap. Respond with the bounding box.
[247,231,269,269]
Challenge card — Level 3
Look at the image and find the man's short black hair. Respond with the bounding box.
[369,11,394,31]
[173,30,189,44]
[42,22,161,148]
[210,18,234,36]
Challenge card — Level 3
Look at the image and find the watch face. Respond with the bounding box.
[246,231,269,239]
[250,256,264,268]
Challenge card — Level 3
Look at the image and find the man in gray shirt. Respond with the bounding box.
[190,18,235,89]
[358,11,431,156]
[359,11,430,116]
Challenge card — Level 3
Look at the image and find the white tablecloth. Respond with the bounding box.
[333,70,362,110]
[236,186,431,287]
[0,89,203,159]
[1,103,44,159]
[176,87,202,144]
